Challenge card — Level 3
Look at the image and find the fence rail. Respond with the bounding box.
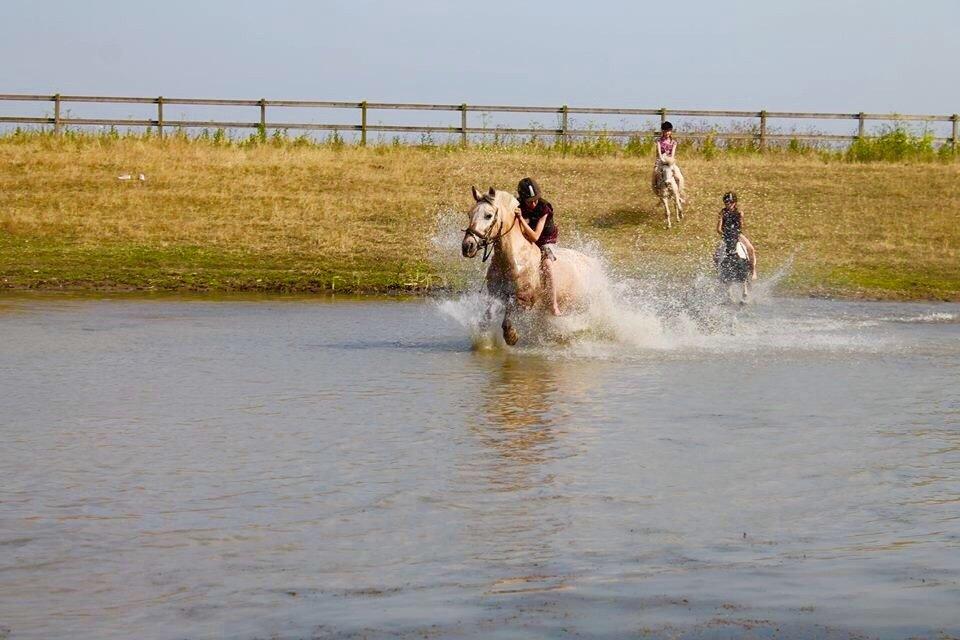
[0,93,957,148]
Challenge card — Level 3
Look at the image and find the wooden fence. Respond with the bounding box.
[0,93,957,148]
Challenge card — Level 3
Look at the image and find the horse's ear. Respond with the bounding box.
[488,186,497,198]
[471,186,483,202]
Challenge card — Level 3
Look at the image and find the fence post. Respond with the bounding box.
[659,107,667,126]
[259,98,267,135]
[53,93,61,135]
[759,110,767,151]
[360,101,367,146]
[953,114,958,150]
[857,112,865,138]
[561,105,569,153]
[460,103,467,147]
[157,96,164,138]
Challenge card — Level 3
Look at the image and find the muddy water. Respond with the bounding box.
[0,294,958,639]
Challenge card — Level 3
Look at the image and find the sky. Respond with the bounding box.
[1,0,957,127]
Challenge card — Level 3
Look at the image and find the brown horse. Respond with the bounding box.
[461,187,602,345]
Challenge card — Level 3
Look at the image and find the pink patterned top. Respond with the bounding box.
[657,136,677,157]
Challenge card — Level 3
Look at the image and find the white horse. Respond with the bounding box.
[652,156,684,229]
[461,187,602,345]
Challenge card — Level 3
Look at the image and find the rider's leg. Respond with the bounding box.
[541,248,562,316]
[740,234,758,280]
[674,165,686,201]
[651,166,659,191]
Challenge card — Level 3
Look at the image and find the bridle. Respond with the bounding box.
[463,197,518,262]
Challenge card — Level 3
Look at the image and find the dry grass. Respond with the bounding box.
[1,135,958,299]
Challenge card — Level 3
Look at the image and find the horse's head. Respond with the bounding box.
[462,186,513,258]
[657,156,676,184]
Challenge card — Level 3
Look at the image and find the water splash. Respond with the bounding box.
[429,211,882,357]
[430,207,486,289]
[436,292,503,351]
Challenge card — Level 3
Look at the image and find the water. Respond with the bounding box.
[1,293,958,639]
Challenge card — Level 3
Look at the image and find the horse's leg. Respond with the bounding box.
[661,196,672,229]
[674,185,683,220]
[541,256,562,316]
[480,298,496,333]
[501,299,519,346]
[483,268,505,332]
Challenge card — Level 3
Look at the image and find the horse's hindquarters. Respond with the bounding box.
[718,255,751,284]
[552,250,606,311]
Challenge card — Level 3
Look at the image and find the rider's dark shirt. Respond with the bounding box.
[721,207,742,246]
[519,199,558,247]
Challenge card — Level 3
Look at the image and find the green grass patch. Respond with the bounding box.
[0,236,442,293]
[798,264,960,301]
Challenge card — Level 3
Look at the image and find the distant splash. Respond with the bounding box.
[881,312,958,324]
[430,208,886,357]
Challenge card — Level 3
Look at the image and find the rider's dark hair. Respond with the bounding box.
[722,191,738,204]
[661,121,674,132]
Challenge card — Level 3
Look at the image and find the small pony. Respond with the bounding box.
[652,156,684,229]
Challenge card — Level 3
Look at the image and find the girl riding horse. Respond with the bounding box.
[515,177,562,316]
[716,191,758,281]
[652,121,686,201]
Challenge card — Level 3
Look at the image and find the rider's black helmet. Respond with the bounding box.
[722,191,738,204]
[661,121,674,132]
[517,177,541,201]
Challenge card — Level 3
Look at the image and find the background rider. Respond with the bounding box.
[652,121,686,201]
[717,191,758,280]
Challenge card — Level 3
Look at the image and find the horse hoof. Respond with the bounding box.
[503,326,519,346]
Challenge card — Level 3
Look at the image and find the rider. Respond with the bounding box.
[652,121,686,200]
[716,191,757,280]
[515,177,562,316]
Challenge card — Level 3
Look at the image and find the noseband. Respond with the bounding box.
[464,199,518,262]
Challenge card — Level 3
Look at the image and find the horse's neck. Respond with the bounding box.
[493,213,540,278]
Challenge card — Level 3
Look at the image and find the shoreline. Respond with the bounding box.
[2,280,958,303]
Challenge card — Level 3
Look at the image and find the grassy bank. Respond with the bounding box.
[1,132,958,300]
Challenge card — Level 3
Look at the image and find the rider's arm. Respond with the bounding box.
[531,217,548,242]
[516,215,538,243]
[716,212,723,236]
[518,216,546,243]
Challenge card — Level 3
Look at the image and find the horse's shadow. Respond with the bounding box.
[592,206,668,231]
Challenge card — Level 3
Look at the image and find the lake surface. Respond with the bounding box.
[0,293,958,639]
